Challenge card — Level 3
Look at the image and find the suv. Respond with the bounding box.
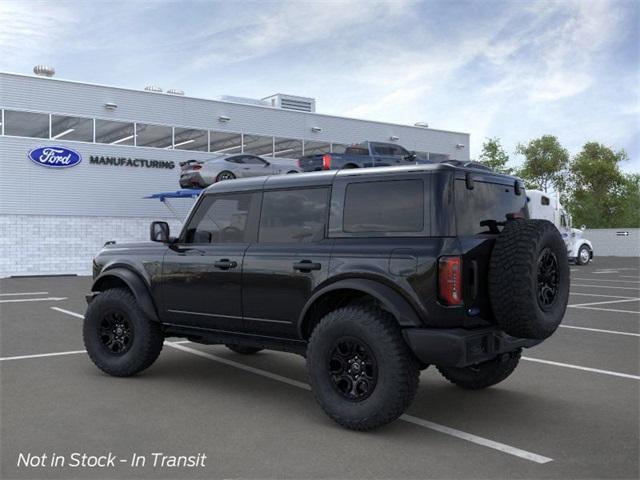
[84,164,569,431]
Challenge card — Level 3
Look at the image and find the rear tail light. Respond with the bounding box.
[297,158,301,168]
[322,154,332,170]
[438,256,462,305]
[192,165,202,170]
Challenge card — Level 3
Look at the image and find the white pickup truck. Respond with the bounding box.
[527,190,594,265]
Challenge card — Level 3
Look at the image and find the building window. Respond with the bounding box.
[259,188,329,243]
[135,123,173,148]
[304,141,331,156]
[95,119,135,145]
[273,137,303,159]
[210,131,243,154]
[3,110,49,138]
[244,134,274,156]
[51,114,93,142]
[173,127,208,151]
[343,180,424,233]
[331,143,348,154]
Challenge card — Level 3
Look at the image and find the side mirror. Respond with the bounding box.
[150,221,170,243]
[263,161,271,167]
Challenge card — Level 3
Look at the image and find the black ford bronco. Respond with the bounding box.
[84,164,569,430]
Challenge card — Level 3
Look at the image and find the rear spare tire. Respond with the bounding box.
[489,219,569,340]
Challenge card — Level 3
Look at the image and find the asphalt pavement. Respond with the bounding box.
[1,257,638,479]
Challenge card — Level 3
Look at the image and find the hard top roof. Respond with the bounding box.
[203,163,517,195]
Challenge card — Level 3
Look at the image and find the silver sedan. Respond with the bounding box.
[179,154,300,188]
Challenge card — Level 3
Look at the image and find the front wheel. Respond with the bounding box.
[83,288,164,377]
[436,350,521,390]
[306,305,419,431]
[576,245,591,265]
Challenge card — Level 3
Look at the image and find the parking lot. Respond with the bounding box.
[1,256,638,479]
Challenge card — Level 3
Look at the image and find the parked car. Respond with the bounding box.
[179,154,299,188]
[297,141,426,171]
[84,164,569,431]
[527,190,594,265]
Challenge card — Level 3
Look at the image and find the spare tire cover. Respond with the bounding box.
[489,219,569,340]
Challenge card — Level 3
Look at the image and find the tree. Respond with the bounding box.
[516,135,569,193]
[565,142,638,228]
[478,137,512,174]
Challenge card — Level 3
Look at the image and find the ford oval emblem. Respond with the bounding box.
[28,146,82,168]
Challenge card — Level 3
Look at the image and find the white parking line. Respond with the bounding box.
[559,325,640,337]
[572,284,640,291]
[0,350,86,361]
[620,275,640,279]
[570,292,637,299]
[522,357,640,380]
[0,291,49,296]
[51,307,85,318]
[569,298,640,308]
[167,342,552,464]
[574,278,640,284]
[0,297,67,304]
[569,306,640,315]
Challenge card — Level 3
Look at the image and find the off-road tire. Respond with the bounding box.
[306,305,420,431]
[83,288,164,377]
[225,344,263,355]
[576,245,591,265]
[436,349,521,390]
[489,219,569,340]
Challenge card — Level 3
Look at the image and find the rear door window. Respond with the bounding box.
[259,188,329,243]
[343,180,424,233]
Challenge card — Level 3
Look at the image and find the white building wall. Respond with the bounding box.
[584,229,640,257]
[0,214,184,277]
[0,71,472,277]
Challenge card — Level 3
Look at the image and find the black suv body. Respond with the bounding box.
[85,164,569,430]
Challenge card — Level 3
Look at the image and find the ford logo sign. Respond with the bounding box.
[28,146,82,168]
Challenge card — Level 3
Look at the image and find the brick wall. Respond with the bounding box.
[0,214,183,277]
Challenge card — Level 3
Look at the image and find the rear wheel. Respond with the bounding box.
[83,288,164,377]
[436,350,521,390]
[576,245,591,265]
[225,344,263,355]
[216,171,236,182]
[306,305,419,431]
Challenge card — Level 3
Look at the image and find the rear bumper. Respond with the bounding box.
[403,327,541,368]
[179,172,206,188]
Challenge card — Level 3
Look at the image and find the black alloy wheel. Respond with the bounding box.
[328,337,378,401]
[99,309,133,355]
[537,248,559,309]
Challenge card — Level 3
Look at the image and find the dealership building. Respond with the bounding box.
[0,69,470,277]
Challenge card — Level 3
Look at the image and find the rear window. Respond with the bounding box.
[343,180,424,233]
[455,180,526,235]
[345,146,369,156]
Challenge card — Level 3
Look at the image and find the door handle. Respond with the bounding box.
[293,260,321,272]
[214,259,238,270]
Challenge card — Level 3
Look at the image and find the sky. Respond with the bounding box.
[1,0,638,172]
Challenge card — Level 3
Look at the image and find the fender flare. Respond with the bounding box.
[91,267,160,322]
[297,278,422,337]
